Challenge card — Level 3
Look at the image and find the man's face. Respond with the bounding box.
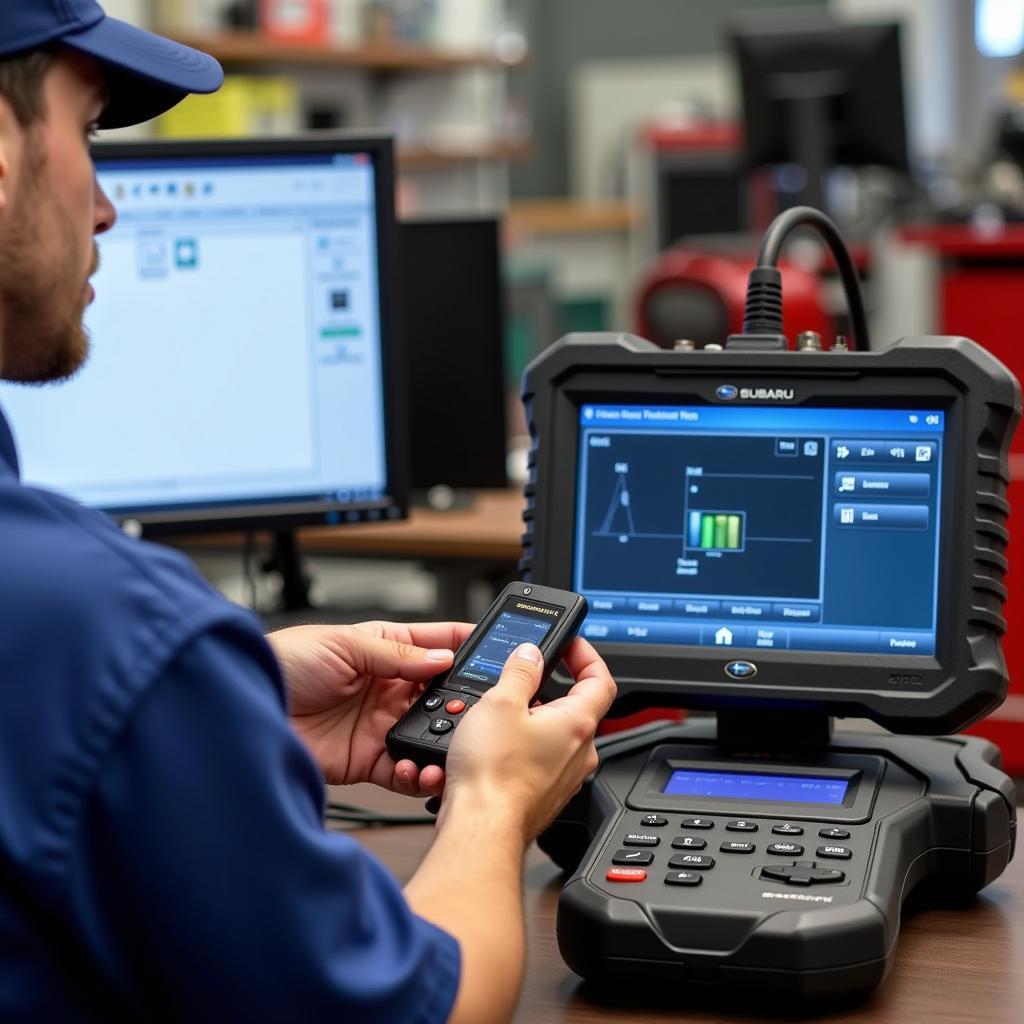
[0,51,116,383]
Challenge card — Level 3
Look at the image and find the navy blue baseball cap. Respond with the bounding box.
[0,0,223,128]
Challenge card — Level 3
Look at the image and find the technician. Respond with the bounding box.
[0,3,616,1021]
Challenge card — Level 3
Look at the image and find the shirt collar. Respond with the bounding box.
[0,404,21,479]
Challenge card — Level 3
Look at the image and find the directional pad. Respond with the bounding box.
[760,860,845,886]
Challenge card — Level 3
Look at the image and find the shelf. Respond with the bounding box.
[167,30,523,71]
[506,199,640,235]
[397,139,531,169]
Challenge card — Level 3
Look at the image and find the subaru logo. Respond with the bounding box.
[725,660,757,679]
[716,384,738,400]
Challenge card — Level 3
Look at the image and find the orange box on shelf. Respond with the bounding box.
[260,0,329,44]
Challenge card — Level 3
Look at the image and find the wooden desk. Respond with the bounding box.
[352,813,1022,1023]
[300,488,525,619]
[298,488,524,563]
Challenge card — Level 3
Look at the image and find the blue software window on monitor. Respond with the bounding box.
[574,404,944,657]
[0,146,392,524]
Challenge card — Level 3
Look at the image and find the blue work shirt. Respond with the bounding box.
[0,405,460,1021]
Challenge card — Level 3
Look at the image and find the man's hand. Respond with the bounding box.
[404,637,616,1024]
[266,621,473,795]
[439,636,617,842]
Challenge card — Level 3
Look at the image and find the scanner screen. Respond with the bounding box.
[663,768,849,805]
[455,597,560,687]
[574,404,944,657]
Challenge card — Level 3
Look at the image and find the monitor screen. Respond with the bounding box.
[574,403,944,657]
[662,769,849,805]
[0,139,403,530]
[400,218,507,492]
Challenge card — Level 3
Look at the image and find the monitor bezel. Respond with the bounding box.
[87,133,408,537]
[522,333,1018,735]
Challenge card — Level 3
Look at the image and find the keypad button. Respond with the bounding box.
[767,842,805,856]
[816,845,852,860]
[612,849,654,866]
[761,862,846,886]
[428,718,453,734]
[668,853,715,870]
[671,836,707,850]
[623,833,661,847]
[606,868,647,883]
[720,841,755,854]
[423,694,444,711]
[772,824,804,836]
[665,871,702,887]
[819,828,851,840]
[681,818,715,829]
[814,869,846,884]
[726,820,758,832]
[640,815,669,827]
[444,699,466,715]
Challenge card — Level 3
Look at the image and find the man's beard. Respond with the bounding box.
[0,139,94,385]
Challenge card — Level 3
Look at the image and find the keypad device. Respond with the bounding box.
[386,582,588,769]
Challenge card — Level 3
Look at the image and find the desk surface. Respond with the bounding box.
[353,812,1022,1023]
[298,488,525,562]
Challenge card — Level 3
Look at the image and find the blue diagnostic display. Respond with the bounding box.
[663,769,849,805]
[574,404,944,657]
[456,609,554,687]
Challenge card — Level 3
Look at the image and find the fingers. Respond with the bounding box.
[341,631,455,683]
[355,620,475,654]
[418,764,445,796]
[391,759,422,797]
[392,760,446,797]
[400,621,475,652]
[485,642,545,707]
[541,638,617,729]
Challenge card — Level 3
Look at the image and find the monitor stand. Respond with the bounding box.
[717,707,833,755]
[265,530,314,613]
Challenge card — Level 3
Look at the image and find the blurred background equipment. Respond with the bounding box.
[635,247,830,350]
[90,0,1024,779]
[400,217,509,506]
[729,10,909,217]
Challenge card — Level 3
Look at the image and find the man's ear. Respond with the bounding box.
[0,95,20,218]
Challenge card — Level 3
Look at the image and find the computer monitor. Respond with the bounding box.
[400,217,508,496]
[729,13,909,212]
[0,135,407,538]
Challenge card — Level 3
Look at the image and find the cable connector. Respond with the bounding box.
[726,266,787,350]
[726,265,786,349]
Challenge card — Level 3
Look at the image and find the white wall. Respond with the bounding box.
[571,55,736,199]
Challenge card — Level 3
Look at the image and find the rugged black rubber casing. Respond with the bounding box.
[521,333,1021,734]
[523,333,1019,998]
